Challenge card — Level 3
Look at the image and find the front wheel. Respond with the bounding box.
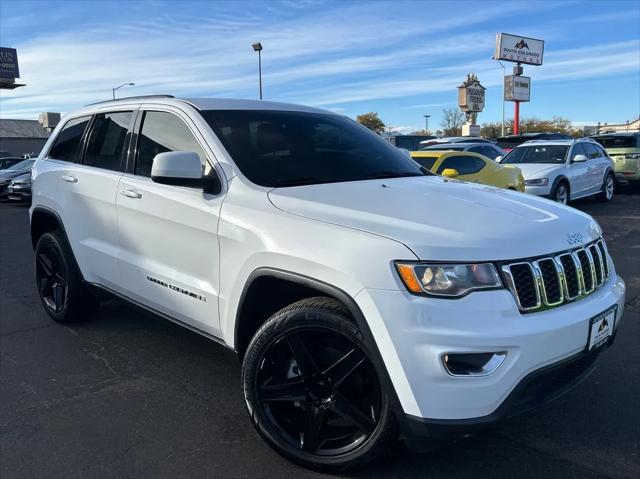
[597,173,615,202]
[241,297,397,472]
[551,181,570,204]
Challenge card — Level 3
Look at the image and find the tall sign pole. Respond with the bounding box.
[494,33,544,134]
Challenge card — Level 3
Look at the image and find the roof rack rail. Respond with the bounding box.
[84,94,175,107]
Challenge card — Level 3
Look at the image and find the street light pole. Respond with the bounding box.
[252,42,263,100]
[112,82,135,100]
[423,114,431,133]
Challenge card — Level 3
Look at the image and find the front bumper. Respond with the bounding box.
[7,184,32,202]
[524,184,552,197]
[355,273,625,424]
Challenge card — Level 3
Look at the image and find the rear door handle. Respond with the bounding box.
[61,175,78,183]
[121,188,143,199]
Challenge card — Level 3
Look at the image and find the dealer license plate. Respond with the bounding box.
[587,307,616,351]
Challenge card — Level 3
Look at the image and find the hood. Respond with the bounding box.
[268,176,600,262]
[0,169,28,181]
[510,163,561,179]
[10,172,31,183]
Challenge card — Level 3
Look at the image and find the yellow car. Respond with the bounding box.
[410,150,525,191]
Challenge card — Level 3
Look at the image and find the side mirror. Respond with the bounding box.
[151,151,221,194]
[441,168,459,178]
[495,155,503,163]
[572,154,588,163]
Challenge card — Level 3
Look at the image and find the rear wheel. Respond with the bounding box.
[597,173,615,202]
[35,232,96,323]
[551,180,569,204]
[241,297,397,472]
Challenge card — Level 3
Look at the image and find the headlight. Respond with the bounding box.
[12,179,31,186]
[395,262,502,297]
[524,178,549,186]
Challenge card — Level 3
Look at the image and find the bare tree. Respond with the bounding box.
[440,108,465,136]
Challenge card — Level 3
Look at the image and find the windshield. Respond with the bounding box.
[7,159,35,171]
[592,136,638,149]
[201,110,426,187]
[502,145,569,165]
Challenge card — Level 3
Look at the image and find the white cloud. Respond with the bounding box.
[0,2,637,120]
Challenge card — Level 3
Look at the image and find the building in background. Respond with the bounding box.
[0,113,59,157]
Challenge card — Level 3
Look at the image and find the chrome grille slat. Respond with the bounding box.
[504,238,610,313]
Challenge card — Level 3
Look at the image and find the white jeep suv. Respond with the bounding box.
[500,138,615,204]
[30,96,625,472]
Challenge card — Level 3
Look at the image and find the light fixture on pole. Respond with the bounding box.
[112,82,135,100]
[423,114,431,133]
[252,42,263,100]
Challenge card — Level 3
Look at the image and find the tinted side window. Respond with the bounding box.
[136,111,207,178]
[436,155,485,175]
[571,143,587,161]
[412,156,437,171]
[83,111,132,171]
[48,116,91,162]
[582,143,601,159]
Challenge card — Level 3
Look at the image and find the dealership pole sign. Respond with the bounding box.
[505,75,531,102]
[458,74,485,113]
[0,47,20,79]
[0,47,25,90]
[494,33,544,66]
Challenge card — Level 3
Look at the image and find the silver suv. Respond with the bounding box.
[500,138,615,204]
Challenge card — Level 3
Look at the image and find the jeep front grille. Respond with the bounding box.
[502,238,610,313]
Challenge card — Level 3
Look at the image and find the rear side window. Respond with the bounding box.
[135,111,208,178]
[592,135,639,148]
[48,116,91,162]
[436,155,485,175]
[83,111,133,171]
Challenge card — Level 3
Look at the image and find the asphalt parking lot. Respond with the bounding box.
[1,187,639,479]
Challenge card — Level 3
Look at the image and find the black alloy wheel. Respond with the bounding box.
[242,298,396,471]
[36,240,67,313]
[34,231,96,322]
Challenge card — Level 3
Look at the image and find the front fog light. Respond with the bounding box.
[395,262,502,297]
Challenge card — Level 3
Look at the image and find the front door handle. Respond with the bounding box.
[61,175,78,183]
[121,188,143,199]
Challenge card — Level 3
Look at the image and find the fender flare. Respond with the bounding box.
[30,205,85,281]
[234,267,403,414]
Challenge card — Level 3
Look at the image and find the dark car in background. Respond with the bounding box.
[7,172,32,202]
[420,142,505,160]
[0,159,35,199]
[496,133,573,152]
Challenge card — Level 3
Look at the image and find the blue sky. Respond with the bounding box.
[1,0,639,133]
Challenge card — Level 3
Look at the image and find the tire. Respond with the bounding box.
[34,231,96,323]
[597,173,615,202]
[551,180,570,204]
[241,297,398,472]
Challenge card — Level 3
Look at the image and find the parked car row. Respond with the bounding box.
[407,133,633,206]
[0,158,35,202]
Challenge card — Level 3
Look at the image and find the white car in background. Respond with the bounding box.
[499,138,615,204]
